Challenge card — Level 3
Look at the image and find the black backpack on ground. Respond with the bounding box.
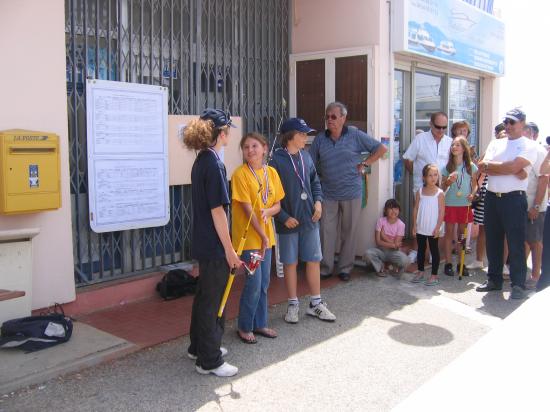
[0,305,73,353]
[156,269,198,300]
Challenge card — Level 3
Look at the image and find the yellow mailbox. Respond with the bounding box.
[0,129,61,214]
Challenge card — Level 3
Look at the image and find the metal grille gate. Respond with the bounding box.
[65,0,289,286]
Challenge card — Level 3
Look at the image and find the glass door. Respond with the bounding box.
[414,72,444,132]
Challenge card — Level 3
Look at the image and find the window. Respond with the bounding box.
[449,77,480,148]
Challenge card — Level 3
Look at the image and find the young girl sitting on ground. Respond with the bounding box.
[411,164,445,286]
[441,136,478,277]
[364,199,409,277]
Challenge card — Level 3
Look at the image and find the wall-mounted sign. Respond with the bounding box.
[86,79,169,233]
[393,0,505,76]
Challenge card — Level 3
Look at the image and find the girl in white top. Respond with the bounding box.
[411,163,445,286]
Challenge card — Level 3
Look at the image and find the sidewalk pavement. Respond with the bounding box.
[1,264,343,395]
[0,253,539,410]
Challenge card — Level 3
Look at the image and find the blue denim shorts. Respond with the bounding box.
[278,228,322,264]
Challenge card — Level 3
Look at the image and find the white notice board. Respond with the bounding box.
[86,79,169,233]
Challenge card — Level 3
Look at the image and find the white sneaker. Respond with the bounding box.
[196,362,238,377]
[466,260,484,270]
[503,264,510,275]
[306,301,336,322]
[187,347,227,360]
[407,250,417,263]
[284,304,299,324]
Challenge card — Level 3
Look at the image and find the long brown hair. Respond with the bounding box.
[446,136,473,176]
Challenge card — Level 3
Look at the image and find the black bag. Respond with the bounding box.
[0,307,73,353]
[156,269,198,300]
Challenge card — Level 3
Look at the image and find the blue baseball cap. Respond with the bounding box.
[280,117,316,134]
[200,108,236,128]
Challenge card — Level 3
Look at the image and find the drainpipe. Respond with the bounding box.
[387,0,394,200]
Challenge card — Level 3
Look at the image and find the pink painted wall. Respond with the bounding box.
[0,0,76,308]
[291,0,380,54]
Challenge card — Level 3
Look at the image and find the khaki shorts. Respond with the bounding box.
[526,211,545,243]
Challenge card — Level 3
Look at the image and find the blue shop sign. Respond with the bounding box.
[393,0,505,76]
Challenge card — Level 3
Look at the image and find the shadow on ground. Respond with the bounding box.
[2,262,519,411]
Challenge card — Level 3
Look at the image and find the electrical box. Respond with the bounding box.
[0,129,61,214]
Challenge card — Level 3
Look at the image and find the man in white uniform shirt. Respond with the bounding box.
[523,122,548,286]
[403,111,453,262]
[477,108,538,299]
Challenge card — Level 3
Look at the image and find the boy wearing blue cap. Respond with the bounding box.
[270,118,336,324]
[183,108,242,377]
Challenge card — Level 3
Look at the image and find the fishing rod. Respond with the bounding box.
[217,100,287,319]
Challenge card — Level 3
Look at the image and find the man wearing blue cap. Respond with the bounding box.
[477,108,538,299]
[270,118,336,323]
[183,108,241,377]
[309,102,387,281]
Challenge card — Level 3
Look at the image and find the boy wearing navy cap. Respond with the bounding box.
[270,118,336,324]
[183,108,241,377]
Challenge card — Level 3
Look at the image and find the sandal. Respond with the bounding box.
[424,276,440,286]
[411,271,424,283]
[237,330,257,344]
[376,271,388,278]
[253,328,278,339]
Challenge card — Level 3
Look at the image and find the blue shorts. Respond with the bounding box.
[278,228,322,264]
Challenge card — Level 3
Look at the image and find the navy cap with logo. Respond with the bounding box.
[200,108,236,128]
[504,108,526,123]
[280,117,316,134]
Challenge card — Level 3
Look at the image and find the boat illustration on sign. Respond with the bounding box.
[417,28,436,52]
[408,28,419,45]
[438,40,456,55]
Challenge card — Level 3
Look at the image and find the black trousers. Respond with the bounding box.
[416,234,440,275]
[188,258,229,370]
[484,191,527,288]
[538,207,550,292]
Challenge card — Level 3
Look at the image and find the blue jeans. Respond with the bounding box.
[537,208,550,291]
[484,191,527,288]
[238,248,272,332]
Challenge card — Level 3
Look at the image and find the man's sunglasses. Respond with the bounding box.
[504,119,516,125]
[432,124,447,130]
[325,114,339,120]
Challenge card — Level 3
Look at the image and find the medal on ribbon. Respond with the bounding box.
[247,164,269,206]
[286,149,308,200]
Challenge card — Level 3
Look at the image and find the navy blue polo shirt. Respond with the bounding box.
[190,149,230,260]
[309,126,381,200]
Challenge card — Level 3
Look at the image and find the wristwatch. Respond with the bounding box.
[534,204,541,211]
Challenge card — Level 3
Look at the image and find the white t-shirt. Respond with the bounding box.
[403,131,452,193]
[526,142,549,211]
[484,137,538,193]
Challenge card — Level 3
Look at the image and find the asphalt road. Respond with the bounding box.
[0,267,526,412]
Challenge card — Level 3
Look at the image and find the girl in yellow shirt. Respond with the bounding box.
[231,133,285,344]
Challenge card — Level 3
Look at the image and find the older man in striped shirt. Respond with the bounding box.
[309,101,387,281]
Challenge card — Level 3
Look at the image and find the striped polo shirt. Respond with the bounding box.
[309,126,382,201]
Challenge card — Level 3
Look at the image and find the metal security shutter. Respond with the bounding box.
[65,0,289,285]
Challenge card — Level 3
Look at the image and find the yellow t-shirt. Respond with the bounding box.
[231,164,285,251]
